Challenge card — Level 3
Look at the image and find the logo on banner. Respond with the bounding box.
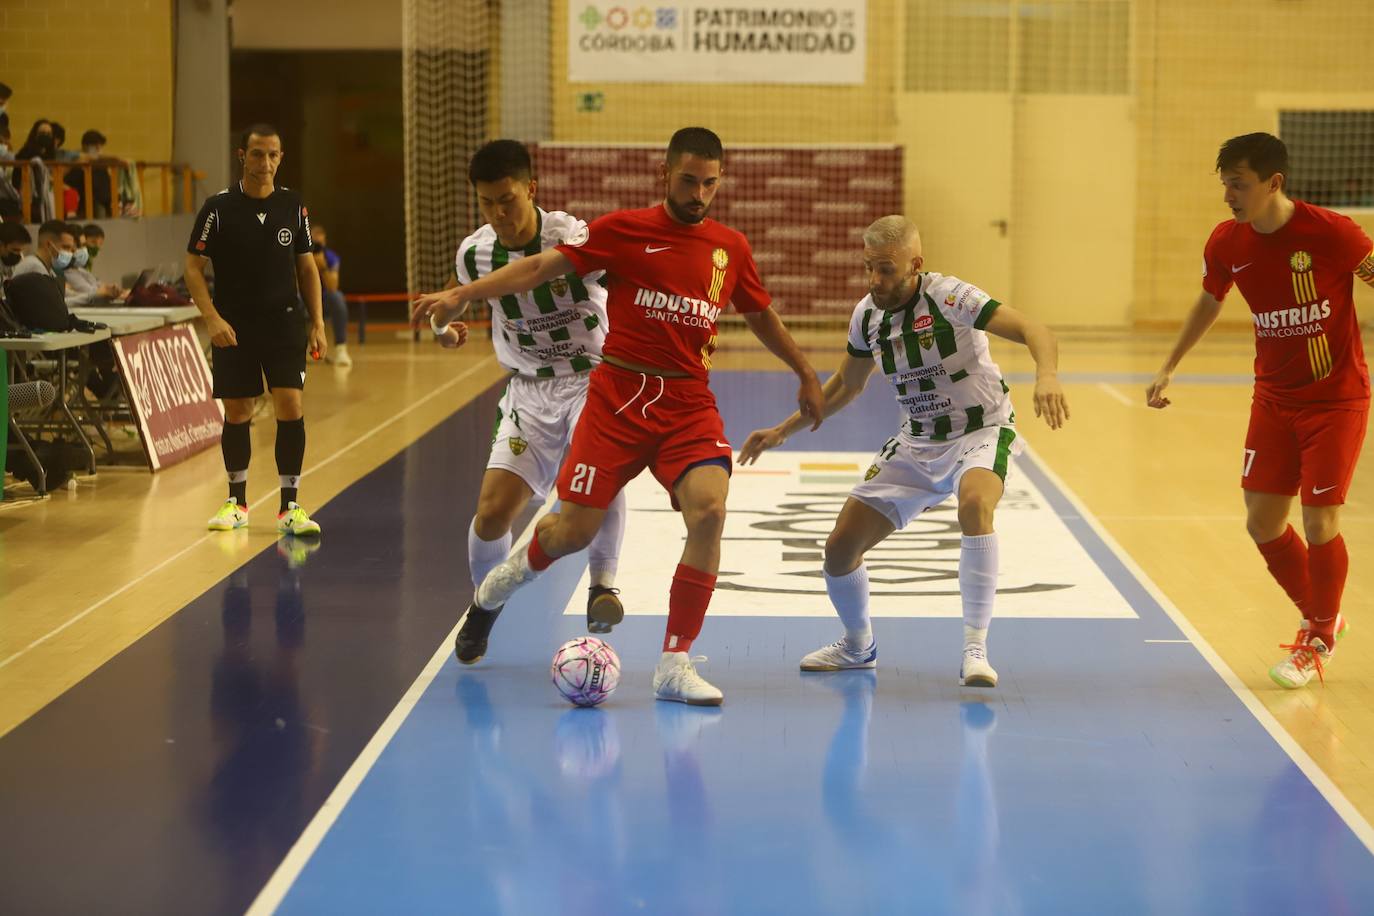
[571,1,865,84]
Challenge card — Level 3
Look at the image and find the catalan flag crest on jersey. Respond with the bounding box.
[1290,250,1317,304]
[708,247,729,303]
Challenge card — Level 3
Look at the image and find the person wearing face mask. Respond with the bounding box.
[11,121,57,223]
[62,223,122,305]
[0,221,31,319]
[12,219,74,280]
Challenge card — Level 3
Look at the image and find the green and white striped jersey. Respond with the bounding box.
[847,271,1014,443]
[455,209,609,378]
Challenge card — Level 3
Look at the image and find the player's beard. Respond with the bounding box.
[666,196,710,224]
[873,274,919,310]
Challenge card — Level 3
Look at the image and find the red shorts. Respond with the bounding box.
[557,362,734,510]
[1242,397,1368,505]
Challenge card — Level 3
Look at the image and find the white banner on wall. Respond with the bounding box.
[568,1,866,85]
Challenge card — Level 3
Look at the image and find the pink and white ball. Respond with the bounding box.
[551,637,621,707]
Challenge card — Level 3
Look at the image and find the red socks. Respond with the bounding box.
[1256,525,1310,617]
[527,530,555,572]
[1307,535,1348,643]
[663,563,716,654]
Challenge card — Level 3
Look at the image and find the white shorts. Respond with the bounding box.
[849,426,1022,529]
[488,373,591,500]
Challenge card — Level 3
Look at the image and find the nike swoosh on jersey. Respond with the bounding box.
[645,245,671,254]
[1312,485,1338,495]
[715,440,731,448]
[1231,263,1252,273]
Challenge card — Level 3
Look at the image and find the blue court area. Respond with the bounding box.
[3,370,1373,915]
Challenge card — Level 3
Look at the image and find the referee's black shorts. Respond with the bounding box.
[211,315,308,399]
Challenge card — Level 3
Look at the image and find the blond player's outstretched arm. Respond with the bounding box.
[1146,290,1223,409]
[738,352,875,465]
[982,304,1069,429]
[411,248,574,328]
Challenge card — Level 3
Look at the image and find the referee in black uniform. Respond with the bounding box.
[185,123,326,536]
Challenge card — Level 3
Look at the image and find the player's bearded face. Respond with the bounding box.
[865,245,920,309]
[663,154,721,224]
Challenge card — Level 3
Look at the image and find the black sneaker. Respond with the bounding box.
[455,603,503,665]
[586,586,624,634]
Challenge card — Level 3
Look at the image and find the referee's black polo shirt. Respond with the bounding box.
[187,182,314,329]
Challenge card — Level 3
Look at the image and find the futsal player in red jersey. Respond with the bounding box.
[1147,132,1374,688]
[413,127,824,704]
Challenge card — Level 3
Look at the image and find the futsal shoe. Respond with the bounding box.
[331,343,353,368]
[1269,616,1347,689]
[587,586,624,634]
[800,637,878,671]
[455,603,503,665]
[959,643,999,688]
[653,652,724,706]
[476,551,538,610]
[277,502,322,536]
[207,498,248,531]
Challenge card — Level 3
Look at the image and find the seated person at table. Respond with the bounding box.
[63,223,122,305]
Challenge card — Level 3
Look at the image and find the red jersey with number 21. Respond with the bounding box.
[556,205,771,381]
[1202,200,1372,405]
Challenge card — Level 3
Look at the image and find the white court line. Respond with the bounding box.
[0,356,496,673]
[1023,441,1374,854]
[1144,639,1192,644]
[1096,382,1136,407]
[244,494,552,916]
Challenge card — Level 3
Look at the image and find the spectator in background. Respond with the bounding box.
[64,130,113,217]
[64,223,121,305]
[51,123,79,162]
[311,222,351,367]
[0,82,10,133]
[0,124,20,218]
[0,221,30,313]
[12,120,56,221]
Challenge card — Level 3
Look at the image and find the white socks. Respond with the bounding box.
[468,518,511,590]
[825,564,873,649]
[588,489,626,589]
[959,533,998,632]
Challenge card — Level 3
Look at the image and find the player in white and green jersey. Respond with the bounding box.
[430,140,627,640]
[738,215,1069,686]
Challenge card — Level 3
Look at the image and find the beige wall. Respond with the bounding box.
[230,0,402,49]
[1134,0,1374,324]
[0,0,174,164]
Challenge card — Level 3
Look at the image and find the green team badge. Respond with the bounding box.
[913,313,935,350]
[864,464,881,481]
[549,276,570,297]
[509,437,529,456]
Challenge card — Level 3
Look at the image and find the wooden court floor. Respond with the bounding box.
[2,327,1371,823]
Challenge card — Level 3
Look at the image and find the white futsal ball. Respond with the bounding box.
[551,636,621,707]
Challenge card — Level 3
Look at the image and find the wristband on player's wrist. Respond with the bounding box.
[430,309,452,336]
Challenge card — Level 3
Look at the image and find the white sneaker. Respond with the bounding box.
[959,643,998,687]
[207,497,248,531]
[332,343,352,367]
[1269,619,1345,689]
[800,637,877,671]
[653,652,724,706]
[475,550,537,610]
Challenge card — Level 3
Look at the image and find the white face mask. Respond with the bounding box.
[72,246,90,268]
[0,144,8,158]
